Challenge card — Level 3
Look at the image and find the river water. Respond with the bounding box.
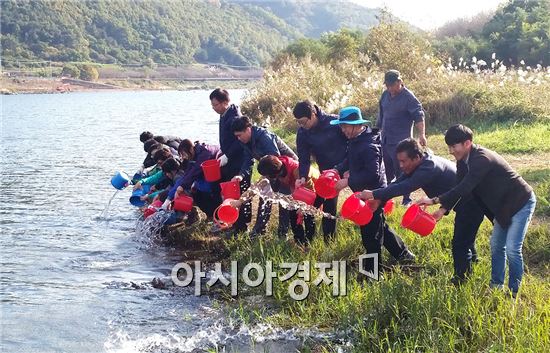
[0,90,308,352]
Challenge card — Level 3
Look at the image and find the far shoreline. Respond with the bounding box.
[1,76,259,95]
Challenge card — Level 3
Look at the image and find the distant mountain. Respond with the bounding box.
[0,0,381,67]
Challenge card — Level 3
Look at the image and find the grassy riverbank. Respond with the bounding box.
[219,124,549,352]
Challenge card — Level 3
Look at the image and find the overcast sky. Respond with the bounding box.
[351,0,506,30]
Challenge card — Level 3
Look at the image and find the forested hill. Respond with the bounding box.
[0,0,380,67]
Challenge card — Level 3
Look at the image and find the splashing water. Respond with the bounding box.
[241,179,339,220]
[135,210,174,244]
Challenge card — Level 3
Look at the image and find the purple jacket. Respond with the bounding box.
[168,142,220,200]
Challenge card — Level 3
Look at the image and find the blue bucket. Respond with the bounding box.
[111,171,130,190]
[131,171,146,184]
[129,184,151,207]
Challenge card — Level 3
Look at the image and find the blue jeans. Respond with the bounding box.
[490,192,536,293]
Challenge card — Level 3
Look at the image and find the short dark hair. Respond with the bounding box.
[444,124,474,145]
[153,135,166,144]
[153,148,172,163]
[396,138,424,159]
[140,131,154,143]
[257,155,283,177]
[144,139,160,153]
[292,100,315,119]
[209,88,230,102]
[161,157,180,174]
[231,116,252,133]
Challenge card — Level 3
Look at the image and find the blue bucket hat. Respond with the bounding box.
[330,106,370,125]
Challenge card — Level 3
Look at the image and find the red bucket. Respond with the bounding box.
[292,186,316,205]
[201,159,221,182]
[383,199,395,215]
[143,200,162,219]
[401,204,436,237]
[173,195,193,212]
[214,199,239,227]
[341,192,373,226]
[220,180,240,200]
[314,169,340,199]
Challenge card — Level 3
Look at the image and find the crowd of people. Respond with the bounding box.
[131,70,536,296]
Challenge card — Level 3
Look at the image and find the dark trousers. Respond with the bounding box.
[452,198,484,279]
[289,211,315,245]
[228,174,252,234]
[250,181,291,236]
[313,195,337,240]
[360,207,408,272]
[192,190,222,218]
[382,143,411,204]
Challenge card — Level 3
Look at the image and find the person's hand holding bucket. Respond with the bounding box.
[415,197,448,221]
[341,192,374,226]
[334,177,349,193]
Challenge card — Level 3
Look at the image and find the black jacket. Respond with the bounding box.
[439,145,532,227]
[336,128,386,192]
[296,106,348,178]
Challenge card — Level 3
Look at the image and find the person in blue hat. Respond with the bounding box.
[332,106,415,275]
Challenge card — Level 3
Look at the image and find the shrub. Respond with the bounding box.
[61,64,80,78]
[79,64,99,81]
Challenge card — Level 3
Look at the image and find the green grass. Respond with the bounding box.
[219,125,550,352]
[224,206,549,352]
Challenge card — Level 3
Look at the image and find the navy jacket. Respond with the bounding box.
[336,128,386,192]
[218,104,244,178]
[239,126,297,177]
[296,106,348,178]
[372,153,457,202]
[168,143,220,199]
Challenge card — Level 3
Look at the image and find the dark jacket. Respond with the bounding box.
[218,104,244,178]
[296,106,348,178]
[336,128,386,192]
[439,145,532,228]
[156,135,182,150]
[239,126,297,176]
[168,142,220,200]
[372,153,457,202]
